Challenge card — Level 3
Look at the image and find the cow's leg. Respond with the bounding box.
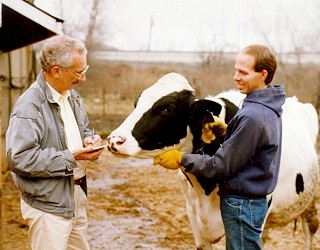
[301,219,312,250]
[261,195,273,248]
[178,171,213,250]
[261,228,270,249]
[185,201,212,250]
[300,199,319,250]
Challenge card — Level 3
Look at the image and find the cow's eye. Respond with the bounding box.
[153,104,175,115]
[163,107,174,114]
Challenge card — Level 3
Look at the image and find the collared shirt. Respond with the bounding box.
[46,82,85,179]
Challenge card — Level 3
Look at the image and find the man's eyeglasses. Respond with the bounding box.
[71,65,89,78]
[60,65,89,79]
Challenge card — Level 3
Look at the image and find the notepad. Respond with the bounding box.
[89,144,108,151]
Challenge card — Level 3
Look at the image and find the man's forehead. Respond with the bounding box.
[235,53,255,69]
[71,53,87,69]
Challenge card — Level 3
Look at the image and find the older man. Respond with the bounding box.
[6,35,104,250]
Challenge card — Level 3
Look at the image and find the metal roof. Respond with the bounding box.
[0,0,63,53]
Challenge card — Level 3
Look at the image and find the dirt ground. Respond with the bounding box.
[2,144,320,250]
[2,57,320,249]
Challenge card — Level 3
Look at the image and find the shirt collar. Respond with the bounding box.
[46,82,70,103]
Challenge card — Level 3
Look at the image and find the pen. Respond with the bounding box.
[91,128,99,163]
[91,128,95,143]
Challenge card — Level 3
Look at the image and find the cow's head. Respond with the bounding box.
[107,72,242,160]
[107,73,195,158]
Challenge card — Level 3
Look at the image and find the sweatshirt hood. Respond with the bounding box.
[244,85,286,117]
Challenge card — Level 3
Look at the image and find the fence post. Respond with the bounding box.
[0,116,2,246]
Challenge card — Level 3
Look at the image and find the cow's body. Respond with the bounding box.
[107,73,319,249]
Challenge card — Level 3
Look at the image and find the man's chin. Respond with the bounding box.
[237,87,247,94]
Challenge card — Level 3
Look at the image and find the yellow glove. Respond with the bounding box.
[201,115,227,144]
[153,150,185,170]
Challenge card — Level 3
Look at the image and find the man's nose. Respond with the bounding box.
[233,72,239,81]
[79,74,86,81]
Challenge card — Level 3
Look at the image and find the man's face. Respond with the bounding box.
[56,53,88,93]
[233,52,266,94]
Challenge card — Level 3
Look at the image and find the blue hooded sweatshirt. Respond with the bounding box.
[182,85,286,198]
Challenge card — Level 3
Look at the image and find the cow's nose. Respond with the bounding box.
[107,135,126,152]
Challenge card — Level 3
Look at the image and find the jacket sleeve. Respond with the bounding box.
[6,104,77,178]
[182,115,263,180]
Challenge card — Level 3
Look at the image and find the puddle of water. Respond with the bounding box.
[87,165,172,250]
[116,157,153,168]
[88,177,126,190]
[88,217,170,250]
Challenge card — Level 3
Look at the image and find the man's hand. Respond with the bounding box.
[153,150,185,170]
[72,147,104,161]
[84,134,102,147]
[201,115,227,144]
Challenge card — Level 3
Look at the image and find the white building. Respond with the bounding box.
[0,0,63,171]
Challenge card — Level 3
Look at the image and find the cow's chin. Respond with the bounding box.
[110,149,169,160]
[109,152,131,159]
[108,147,155,159]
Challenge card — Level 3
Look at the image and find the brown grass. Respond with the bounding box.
[81,56,320,104]
[77,56,320,135]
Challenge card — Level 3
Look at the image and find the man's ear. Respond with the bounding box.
[261,69,268,82]
[50,66,60,78]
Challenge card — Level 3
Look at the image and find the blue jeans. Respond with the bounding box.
[220,197,267,250]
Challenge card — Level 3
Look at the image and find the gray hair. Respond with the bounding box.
[40,35,87,71]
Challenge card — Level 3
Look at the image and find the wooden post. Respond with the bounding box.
[0,116,2,246]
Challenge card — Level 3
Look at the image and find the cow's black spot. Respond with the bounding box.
[219,98,239,124]
[267,196,272,208]
[195,175,218,196]
[189,99,222,124]
[296,173,304,194]
[189,99,224,156]
[188,98,239,194]
[189,98,239,157]
[132,90,195,150]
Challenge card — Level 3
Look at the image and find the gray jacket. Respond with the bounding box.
[6,72,92,218]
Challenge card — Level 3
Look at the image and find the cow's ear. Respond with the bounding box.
[190,99,222,124]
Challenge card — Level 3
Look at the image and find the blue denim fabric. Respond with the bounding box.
[220,197,267,250]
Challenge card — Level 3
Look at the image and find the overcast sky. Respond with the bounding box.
[35,0,319,53]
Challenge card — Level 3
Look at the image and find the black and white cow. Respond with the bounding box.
[107,72,319,250]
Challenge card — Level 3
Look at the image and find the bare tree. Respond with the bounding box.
[58,0,103,50]
[254,4,320,115]
[304,1,320,116]
[84,0,100,50]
